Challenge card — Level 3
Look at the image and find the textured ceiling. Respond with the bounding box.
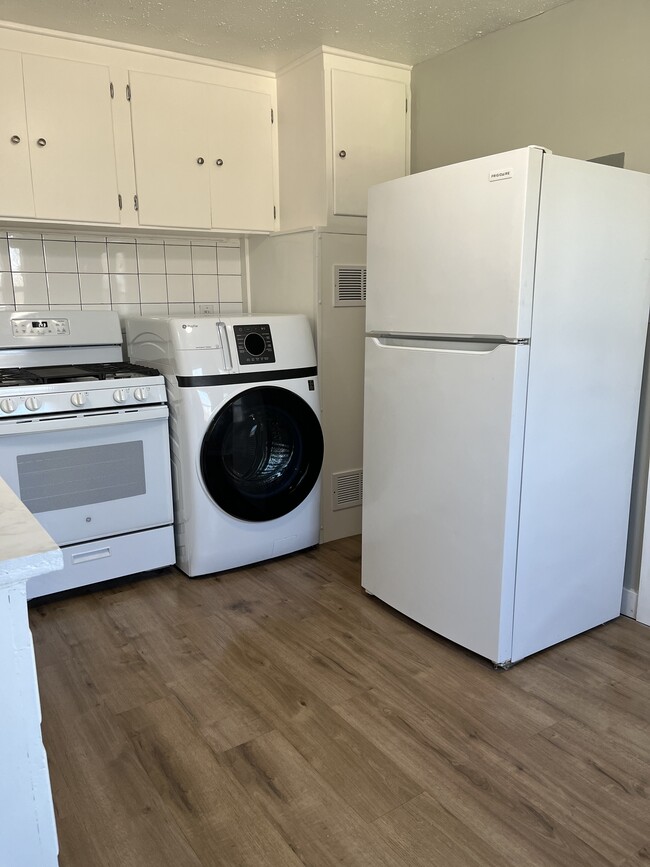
[0,0,572,71]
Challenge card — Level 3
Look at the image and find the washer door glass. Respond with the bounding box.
[200,385,324,522]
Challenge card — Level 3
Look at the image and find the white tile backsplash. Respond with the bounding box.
[8,230,42,240]
[76,242,109,274]
[43,240,77,273]
[193,274,219,302]
[164,244,193,275]
[0,230,244,316]
[139,274,167,304]
[217,246,242,275]
[9,239,45,273]
[168,302,195,314]
[47,273,81,306]
[80,273,111,305]
[0,238,10,272]
[110,273,140,304]
[167,274,193,303]
[0,272,14,305]
[136,243,165,274]
[141,303,169,315]
[190,245,218,275]
[13,273,48,306]
[108,243,138,274]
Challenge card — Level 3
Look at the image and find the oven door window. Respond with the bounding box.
[200,386,323,522]
[0,410,173,546]
[18,441,147,512]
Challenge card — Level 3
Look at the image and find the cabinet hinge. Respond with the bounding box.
[110,82,114,99]
[118,193,123,210]
[133,194,139,211]
[126,83,132,102]
[271,108,274,124]
[273,205,277,220]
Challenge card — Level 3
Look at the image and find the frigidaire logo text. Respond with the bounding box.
[489,168,513,182]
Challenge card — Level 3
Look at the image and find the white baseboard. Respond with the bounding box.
[621,586,638,619]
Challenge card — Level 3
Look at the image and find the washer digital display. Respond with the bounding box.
[233,323,276,365]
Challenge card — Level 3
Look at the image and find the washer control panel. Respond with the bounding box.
[233,323,276,365]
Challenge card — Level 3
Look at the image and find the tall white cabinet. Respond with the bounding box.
[277,48,411,231]
[249,230,367,542]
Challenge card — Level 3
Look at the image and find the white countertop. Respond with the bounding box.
[0,478,63,588]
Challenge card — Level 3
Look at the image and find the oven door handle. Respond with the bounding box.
[0,405,169,436]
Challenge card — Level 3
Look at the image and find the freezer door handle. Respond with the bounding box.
[368,332,529,352]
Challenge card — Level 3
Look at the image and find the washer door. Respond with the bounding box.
[200,386,324,522]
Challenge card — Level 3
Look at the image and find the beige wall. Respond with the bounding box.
[411,0,650,174]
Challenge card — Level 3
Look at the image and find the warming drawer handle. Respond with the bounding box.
[71,547,111,565]
[0,404,169,436]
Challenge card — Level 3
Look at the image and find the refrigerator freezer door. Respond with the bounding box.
[362,336,529,664]
[366,146,543,339]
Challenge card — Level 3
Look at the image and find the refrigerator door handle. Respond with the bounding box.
[368,332,529,352]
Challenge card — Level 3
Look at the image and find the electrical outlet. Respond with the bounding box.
[198,303,215,314]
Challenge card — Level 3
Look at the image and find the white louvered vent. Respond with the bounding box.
[332,469,363,511]
[334,265,367,307]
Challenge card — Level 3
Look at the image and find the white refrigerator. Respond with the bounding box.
[362,146,650,665]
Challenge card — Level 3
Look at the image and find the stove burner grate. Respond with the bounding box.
[0,362,161,388]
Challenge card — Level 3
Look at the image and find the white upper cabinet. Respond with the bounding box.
[331,69,408,217]
[130,71,275,232]
[0,50,34,219]
[0,51,120,224]
[277,49,411,231]
[129,72,212,229]
[208,87,275,231]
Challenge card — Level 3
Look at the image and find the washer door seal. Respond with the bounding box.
[200,385,324,522]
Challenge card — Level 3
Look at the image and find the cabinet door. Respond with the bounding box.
[22,55,120,223]
[208,87,274,231]
[129,72,211,229]
[331,70,408,217]
[0,51,34,218]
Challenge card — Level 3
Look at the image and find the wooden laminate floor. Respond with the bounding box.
[29,536,650,866]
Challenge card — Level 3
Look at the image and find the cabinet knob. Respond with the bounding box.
[196,157,205,165]
[338,150,347,159]
[36,137,47,147]
[10,135,20,144]
[215,159,224,166]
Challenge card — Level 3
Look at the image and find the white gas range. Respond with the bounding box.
[0,310,175,600]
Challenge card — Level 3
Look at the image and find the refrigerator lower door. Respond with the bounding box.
[362,335,529,664]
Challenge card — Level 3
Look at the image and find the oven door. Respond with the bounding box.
[0,405,173,546]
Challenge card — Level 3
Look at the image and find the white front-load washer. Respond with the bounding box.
[126,313,324,577]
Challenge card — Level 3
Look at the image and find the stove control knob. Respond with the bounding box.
[25,396,41,412]
[133,387,149,402]
[0,398,16,414]
[71,392,87,407]
[113,388,129,404]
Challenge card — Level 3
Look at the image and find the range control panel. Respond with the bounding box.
[12,318,70,337]
[233,323,276,365]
